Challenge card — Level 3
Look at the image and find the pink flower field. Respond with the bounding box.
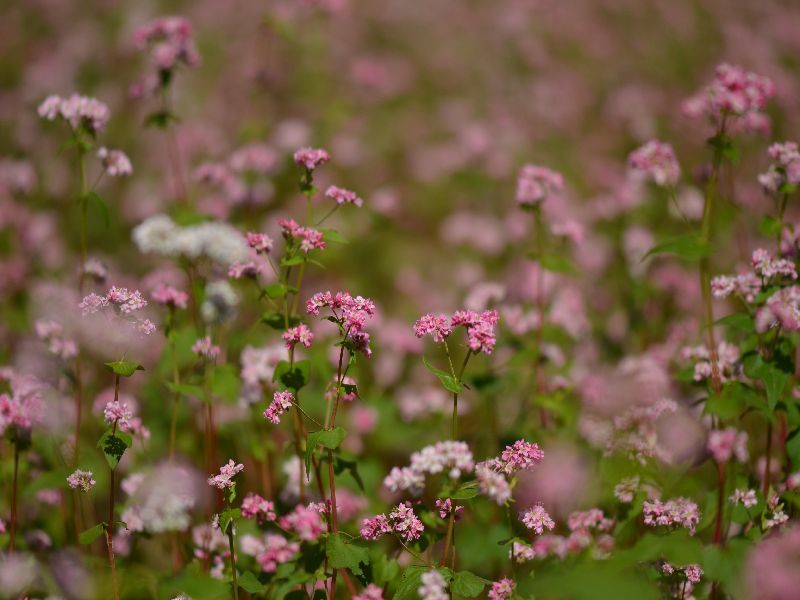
[2,1,800,598]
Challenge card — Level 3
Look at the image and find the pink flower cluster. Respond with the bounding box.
[361,502,424,542]
[152,284,188,309]
[307,290,377,356]
[133,16,200,71]
[67,469,96,492]
[106,286,149,313]
[414,309,500,354]
[192,336,221,360]
[353,584,384,600]
[278,218,326,253]
[264,391,294,424]
[488,578,515,600]
[711,272,761,302]
[707,427,748,463]
[0,369,44,435]
[228,261,263,279]
[759,141,800,194]
[521,504,555,534]
[515,164,564,207]
[643,497,700,535]
[37,94,110,132]
[293,147,330,171]
[279,503,326,541]
[628,140,680,187]
[241,493,277,523]
[681,341,739,383]
[282,324,314,351]
[435,498,463,519]
[207,460,244,490]
[751,248,797,280]
[103,400,133,429]
[730,488,758,508]
[245,232,274,254]
[567,508,614,533]
[98,147,133,177]
[755,286,800,333]
[682,63,775,124]
[35,319,77,360]
[256,534,299,573]
[325,185,364,207]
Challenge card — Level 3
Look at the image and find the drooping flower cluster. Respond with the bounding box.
[103,400,133,429]
[492,439,545,475]
[521,504,555,534]
[628,140,680,187]
[97,147,133,177]
[515,164,564,207]
[360,503,424,542]
[682,63,775,127]
[207,460,244,490]
[325,185,364,207]
[643,497,700,535]
[67,469,96,492]
[707,427,749,463]
[37,94,110,133]
[240,493,277,524]
[414,309,500,354]
[264,391,294,425]
[759,141,800,195]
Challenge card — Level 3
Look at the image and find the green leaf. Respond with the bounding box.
[788,428,800,466]
[761,363,789,411]
[159,563,230,599]
[423,356,463,394]
[705,383,752,419]
[538,253,578,275]
[238,571,266,593]
[759,216,784,238]
[320,229,349,244]
[85,190,110,227]
[333,455,365,491]
[326,532,370,577]
[262,282,290,299]
[273,359,311,392]
[97,430,132,470]
[394,565,427,600]
[79,523,105,545]
[144,110,177,129]
[449,481,479,500]
[715,313,753,333]
[305,427,347,473]
[281,255,305,267]
[644,234,710,262]
[261,310,301,330]
[707,132,738,164]
[219,508,241,534]
[104,359,144,377]
[451,570,489,597]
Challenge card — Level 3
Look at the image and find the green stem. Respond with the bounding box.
[226,499,239,600]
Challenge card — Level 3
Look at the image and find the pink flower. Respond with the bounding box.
[38,94,110,132]
[729,488,757,508]
[207,460,244,490]
[418,570,448,600]
[79,292,109,315]
[353,583,384,600]
[567,509,613,532]
[103,400,133,428]
[98,147,133,177]
[496,439,544,475]
[241,494,276,523]
[759,142,800,194]
[192,336,221,360]
[133,16,200,71]
[228,261,263,279]
[279,503,326,541]
[488,578,515,600]
[684,564,703,584]
[521,504,555,534]
[264,391,294,424]
[293,147,331,171]
[707,427,749,463]
[360,514,392,541]
[325,185,363,207]
[643,497,699,535]
[682,63,774,125]
[413,313,452,343]
[67,469,96,492]
[245,232,274,254]
[282,324,314,350]
[435,498,463,519]
[516,164,564,208]
[256,534,299,572]
[613,476,640,503]
[152,284,189,309]
[106,286,148,313]
[388,503,424,542]
[628,140,680,186]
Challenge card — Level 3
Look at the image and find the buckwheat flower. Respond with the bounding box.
[133,16,200,71]
[106,286,148,313]
[82,257,109,282]
[383,466,425,495]
[241,493,276,524]
[97,147,133,177]
[643,497,700,535]
[729,488,758,509]
[496,439,544,475]
[256,533,299,573]
[207,460,244,490]
[450,309,500,354]
[298,227,326,253]
[435,498,463,519]
[746,524,800,599]
[245,232,274,254]
[567,509,614,532]
[682,64,775,125]
[413,313,452,342]
[353,584,384,600]
[521,504,555,534]
[614,476,640,503]
[264,391,294,424]
[628,140,680,186]
[360,514,392,540]
[752,248,798,281]
[759,141,800,195]
[152,284,188,309]
[279,503,326,541]
[708,427,748,463]
[38,93,110,133]
[192,336,221,360]
[684,564,703,584]
[79,292,109,315]
[325,185,363,207]
[293,147,330,171]
[511,541,536,562]
[476,464,511,505]
[488,578,515,600]
[67,469,96,492]
[0,518,4,534]
[516,164,564,208]
[35,319,78,360]
[103,400,133,428]
[410,441,475,478]
[389,503,424,542]
[282,324,314,350]
[418,570,448,600]
[228,260,262,279]
[138,319,157,335]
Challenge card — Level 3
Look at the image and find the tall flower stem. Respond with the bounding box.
[440,510,456,566]
[225,497,239,600]
[444,342,472,440]
[9,442,19,553]
[106,374,121,600]
[168,311,180,461]
[712,461,726,545]
[74,147,89,465]
[533,207,550,427]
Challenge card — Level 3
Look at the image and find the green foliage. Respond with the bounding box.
[78,523,105,545]
[423,356,463,394]
[326,532,370,577]
[97,429,132,470]
[644,233,710,262]
[104,359,144,377]
[305,427,347,472]
[273,359,311,391]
